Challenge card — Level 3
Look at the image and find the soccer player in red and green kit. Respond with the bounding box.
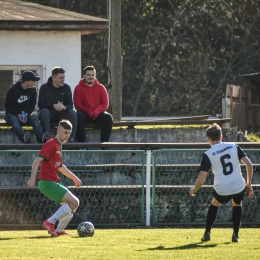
[27,119,82,236]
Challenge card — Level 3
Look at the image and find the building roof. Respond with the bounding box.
[0,0,108,35]
[240,72,260,87]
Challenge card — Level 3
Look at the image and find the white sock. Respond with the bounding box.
[56,213,73,232]
[48,203,72,224]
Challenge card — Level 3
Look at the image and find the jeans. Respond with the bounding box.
[76,111,113,142]
[4,113,43,143]
[38,108,77,138]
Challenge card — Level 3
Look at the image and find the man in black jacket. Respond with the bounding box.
[38,67,77,142]
[4,71,47,143]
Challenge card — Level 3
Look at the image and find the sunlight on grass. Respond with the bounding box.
[0,228,259,259]
[113,124,209,130]
[0,126,33,130]
[0,125,209,131]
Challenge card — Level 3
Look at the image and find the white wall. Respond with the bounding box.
[0,30,82,92]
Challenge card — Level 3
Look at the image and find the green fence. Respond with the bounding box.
[152,149,260,226]
[0,150,146,228]
[0,148,259,228]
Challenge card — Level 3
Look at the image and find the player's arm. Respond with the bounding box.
[190,152,211,197]
[27,156,43,188]
[189,171,208,197]
[59,165,82,188]
[237,145,254,198]
[241,156,254,198]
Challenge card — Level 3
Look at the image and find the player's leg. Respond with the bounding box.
[201,196,221,242]
[47,190,79,223]
[39,180,79,236]
[47,191,79,235]
[56,213,73,235]
[231,188,246,242]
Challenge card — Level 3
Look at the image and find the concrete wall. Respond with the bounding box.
[0,30,81,91]
[0,126,238,144]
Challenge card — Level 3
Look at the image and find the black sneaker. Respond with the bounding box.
[201,232,210,242]
[42,132,52,143]
[23,132,31,144]
[232,233,239,242]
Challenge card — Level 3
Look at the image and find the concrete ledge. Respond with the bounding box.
[0,127,238,144]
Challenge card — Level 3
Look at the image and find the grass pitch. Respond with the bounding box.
[0,228,259,260]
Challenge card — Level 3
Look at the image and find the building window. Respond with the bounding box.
[0,66,44,112]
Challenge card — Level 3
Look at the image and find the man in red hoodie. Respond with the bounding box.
[73,66,113,142]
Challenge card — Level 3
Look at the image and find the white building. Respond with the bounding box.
[0,0,108,112]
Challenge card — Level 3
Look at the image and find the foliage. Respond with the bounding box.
[247,133,260,142]
[21,0,260,117]
[121,0,260,116]
[1,228,260,259]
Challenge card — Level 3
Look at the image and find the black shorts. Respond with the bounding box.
[212,187,246,205]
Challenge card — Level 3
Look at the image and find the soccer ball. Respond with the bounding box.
[77,221,95,237]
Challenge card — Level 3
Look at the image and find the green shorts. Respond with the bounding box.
[38,179,68,203]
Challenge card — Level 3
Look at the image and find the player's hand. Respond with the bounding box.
[27,178,35,188]
[246,184,254,198]
[74,177,82,188]
[189,187,196,197]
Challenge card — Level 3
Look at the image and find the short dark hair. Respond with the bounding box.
[52,67,65,76]
[83,65,96,75]
[58,119,72,130]
[206,123,222,141]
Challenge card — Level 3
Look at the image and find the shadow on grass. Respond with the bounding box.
[147,242,218,251]
[0,236,54,240]
[27,236,59,239]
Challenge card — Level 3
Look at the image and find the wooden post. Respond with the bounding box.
[222,98,231,128]
[109,0,122,122]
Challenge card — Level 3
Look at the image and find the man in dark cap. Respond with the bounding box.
[4,71,49,143]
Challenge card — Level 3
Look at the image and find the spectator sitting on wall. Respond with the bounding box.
[38,67,77,142]
[4,71,49,144]
[73,65,113,142]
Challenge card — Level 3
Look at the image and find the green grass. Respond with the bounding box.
[0,228,259,259]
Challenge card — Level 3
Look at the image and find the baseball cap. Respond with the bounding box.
[22,71,41,81]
